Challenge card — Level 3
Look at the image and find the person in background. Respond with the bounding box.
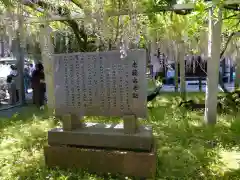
[150,53,161,80]
[29,63,34,77]
[6,75,16,105]
[166,66,175,85]
[24,66,31,93]
[10,65,19,102]
[10,65,18,76]
[31,63,45,109]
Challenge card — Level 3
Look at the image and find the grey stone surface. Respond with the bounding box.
[44,140,156,178]
[48,122,153,151]
[53,50,147,118]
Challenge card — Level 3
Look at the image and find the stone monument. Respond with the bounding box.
[44,49,156,178]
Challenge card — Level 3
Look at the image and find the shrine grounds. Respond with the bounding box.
[1,93,240,179]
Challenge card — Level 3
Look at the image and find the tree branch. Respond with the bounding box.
[22,0,88,50]
[219,28,240,93]
[223,13,240,20]
[70,0,83,9]
[224,4,240,11]
[220,32,235,58]
[1,0,13,8]
[114,0,121,44]
[220,19,240,58]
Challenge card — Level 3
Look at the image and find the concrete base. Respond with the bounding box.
[44,143,156,178]
[48,123,153,151]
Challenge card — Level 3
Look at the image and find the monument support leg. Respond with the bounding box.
[61,114,83,131]
[123,115,139,134]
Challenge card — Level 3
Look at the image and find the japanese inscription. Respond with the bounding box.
[53,50,147,118]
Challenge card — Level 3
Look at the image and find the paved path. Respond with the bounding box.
[0,83,235,117]
[0,105,27,118]
[0,91,33,118]
[160,82,235,92]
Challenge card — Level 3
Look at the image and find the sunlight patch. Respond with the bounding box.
[157,98,170,105]
[12,113,19,118]
[188,120,202,127]
[32,114,39,120]
[220,149,240,171]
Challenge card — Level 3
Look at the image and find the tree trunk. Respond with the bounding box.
[150,39,157,81]
[39,24,55,114]
[179,43,186,100]
[150,39,157,55]
[204,7,222,125]
[218,32,238,92]
[174,45,179,92]
[235,47,240,89]
[222,58,226,76]
[1,35,4,57]
[218,70,227,92]
[229,58,234,83]
[199,77,202,92]
[16,13,25,104]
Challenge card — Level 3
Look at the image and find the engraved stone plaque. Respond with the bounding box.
[53,49,147,118]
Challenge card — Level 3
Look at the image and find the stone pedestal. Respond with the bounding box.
[44,139,156,178]
[48,122,153,151]
[44,121,156,178]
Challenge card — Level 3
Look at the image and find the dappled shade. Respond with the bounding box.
[1,94,240,179]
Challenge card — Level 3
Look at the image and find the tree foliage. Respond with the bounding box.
[0,0,238,60]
